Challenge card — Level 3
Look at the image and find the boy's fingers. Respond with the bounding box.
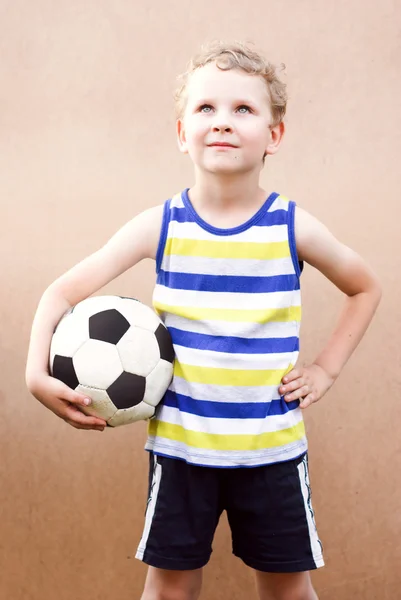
[281,368,302,384]
[279,376,304,396]
[63,404,107,428]
[299,394,314,409]
[285,378,305,392]
[284,384,309,402]
[65,418,106,431]
[60,386,92,408]
[71,392,92,407]
[66,420,100,430]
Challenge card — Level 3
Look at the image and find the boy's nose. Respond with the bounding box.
[212,123,233,133]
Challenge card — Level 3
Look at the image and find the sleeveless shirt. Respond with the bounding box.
[145,188,307,467]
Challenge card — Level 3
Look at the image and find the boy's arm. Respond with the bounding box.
[25,204,163,429]
[279,206,382,409]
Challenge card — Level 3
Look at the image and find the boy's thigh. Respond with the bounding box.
[141,566,203,600]
[254,571,318,600]
[136,453,223,570]
[225,453,324,573]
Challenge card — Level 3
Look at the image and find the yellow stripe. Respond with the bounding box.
[165,238,290,260]
[154,301,301,323]
[174,361,293,387]
[148,419,305,451]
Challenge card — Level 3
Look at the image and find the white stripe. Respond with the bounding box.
[161,255,295,277]
[174,345,296,370]
[169,193,185,208]
[157,404,303,436]
[154,285,301,311]
[161,312,301,340]
[168,221,290,243]
[135,456,162,561]
[297,456,325,567]
[145,437,308,467]
[171,377,281,403]
[270,196,290,211]
[171,191,290,217]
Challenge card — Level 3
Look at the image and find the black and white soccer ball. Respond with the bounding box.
[49,295,174,427]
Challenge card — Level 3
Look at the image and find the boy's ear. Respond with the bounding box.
[265,121,285,157]
[176,119,188,154]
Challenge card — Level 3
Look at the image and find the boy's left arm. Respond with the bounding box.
[279,206,382,409]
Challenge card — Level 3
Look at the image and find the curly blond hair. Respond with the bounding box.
[174,40,287,127]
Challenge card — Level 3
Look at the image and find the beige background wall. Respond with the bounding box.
[1,1,399,599]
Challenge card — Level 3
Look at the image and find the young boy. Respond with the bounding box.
[26,41,381,600]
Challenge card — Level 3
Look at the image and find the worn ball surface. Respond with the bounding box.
[49,296,174,426]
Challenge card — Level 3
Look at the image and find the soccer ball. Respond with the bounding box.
[49,295,174,427]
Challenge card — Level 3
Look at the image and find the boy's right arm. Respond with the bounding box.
[25,204,164,431]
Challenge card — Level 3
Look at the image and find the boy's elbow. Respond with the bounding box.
[348,268,382,312]
[374,279,382,307]
[45,280,74,307]
[367,272,382,309]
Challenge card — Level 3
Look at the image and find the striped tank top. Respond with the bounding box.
[145,188,307,468]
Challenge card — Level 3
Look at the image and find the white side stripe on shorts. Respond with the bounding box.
[297,455,325,568]
[136,456,162,561]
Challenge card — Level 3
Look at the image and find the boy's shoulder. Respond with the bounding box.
[294,204,329,247]
[133,204,164,260]
[293,203,356,282]
[105,203,165,263]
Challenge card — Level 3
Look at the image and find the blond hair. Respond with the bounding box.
[174,40,287,126]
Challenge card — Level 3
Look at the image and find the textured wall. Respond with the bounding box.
[0,1,399,599]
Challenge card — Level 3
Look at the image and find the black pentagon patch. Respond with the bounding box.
[154,324,175,363]
[89,309,130,345]
[52,355,79,390]
[107,371,146,409]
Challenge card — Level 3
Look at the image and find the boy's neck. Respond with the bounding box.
[189,171,266,213]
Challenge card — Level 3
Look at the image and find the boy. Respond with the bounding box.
[26,41,381,600]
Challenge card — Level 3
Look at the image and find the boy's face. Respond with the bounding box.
[177,62,284,175]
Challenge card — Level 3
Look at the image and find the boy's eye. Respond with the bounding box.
[197,104,252,114]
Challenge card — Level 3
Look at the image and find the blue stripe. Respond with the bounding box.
[157,271,300,293]
[170,205,197,224]
[287,201,302,278]
[168,327,299,354]
[163,390,299,419]
[181,188,281,236]
[155,200,170,274]
[170,206,289,228]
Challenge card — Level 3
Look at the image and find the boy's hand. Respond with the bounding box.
[279,364,335,409]
[28,374,107,431]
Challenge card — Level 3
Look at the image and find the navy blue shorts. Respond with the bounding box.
[135,452,324,573]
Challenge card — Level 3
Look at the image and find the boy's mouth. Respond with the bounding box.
[208,142,238,148]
